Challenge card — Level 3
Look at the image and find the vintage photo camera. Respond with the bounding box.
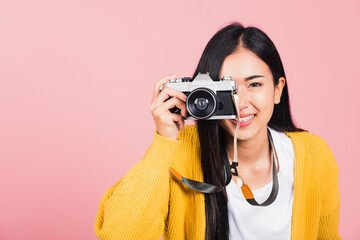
[164,72,237,120]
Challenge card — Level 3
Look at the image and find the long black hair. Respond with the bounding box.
[193,22,305,240]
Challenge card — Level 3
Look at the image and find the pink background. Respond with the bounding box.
[0,0,359,239]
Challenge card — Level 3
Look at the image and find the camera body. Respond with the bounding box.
[164,73,237,120]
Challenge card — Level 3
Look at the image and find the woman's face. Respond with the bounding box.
[218,47,285,142]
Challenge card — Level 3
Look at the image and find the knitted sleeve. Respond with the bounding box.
[317,139,341,239]
[94,130,181,240]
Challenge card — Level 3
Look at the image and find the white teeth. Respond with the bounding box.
[237,114,255,122]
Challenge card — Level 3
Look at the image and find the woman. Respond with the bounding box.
[94,22,341,240]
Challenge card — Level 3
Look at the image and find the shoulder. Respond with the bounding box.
[285,130,332,152]
[285,130,337,169]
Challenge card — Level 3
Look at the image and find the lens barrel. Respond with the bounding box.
[186,88,218,119]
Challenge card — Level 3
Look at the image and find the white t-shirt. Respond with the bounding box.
[226,127,295,240]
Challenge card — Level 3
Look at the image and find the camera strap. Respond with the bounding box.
[169,93,279,206]
[169,128,278,206]
[233,128,279,206]
[169,140,232,194]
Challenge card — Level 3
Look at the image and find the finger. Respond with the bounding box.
[180,103,188,118]
[152,87,187,109]
[152,74,177,101]
[171,113,185,131]
[160,97,187,118]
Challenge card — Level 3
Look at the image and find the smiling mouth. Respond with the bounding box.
[231,114,256,123]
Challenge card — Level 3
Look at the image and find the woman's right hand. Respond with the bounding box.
[150,74,188,140]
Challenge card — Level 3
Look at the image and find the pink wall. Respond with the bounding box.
[0,0,359,239]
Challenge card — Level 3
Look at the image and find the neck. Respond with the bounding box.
[225,128,270,166]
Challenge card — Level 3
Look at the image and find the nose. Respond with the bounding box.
[236,86,250,111]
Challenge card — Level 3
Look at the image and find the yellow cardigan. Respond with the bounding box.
[95,125,341,239]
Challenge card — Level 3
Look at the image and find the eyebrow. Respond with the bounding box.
[245,75,265,81]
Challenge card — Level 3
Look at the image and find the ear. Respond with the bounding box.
[274,77,286,104]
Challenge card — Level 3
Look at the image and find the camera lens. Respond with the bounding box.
[195,97,209,111]
[186,88,218,119]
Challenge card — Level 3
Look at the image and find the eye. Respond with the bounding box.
[249,82,262,87]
